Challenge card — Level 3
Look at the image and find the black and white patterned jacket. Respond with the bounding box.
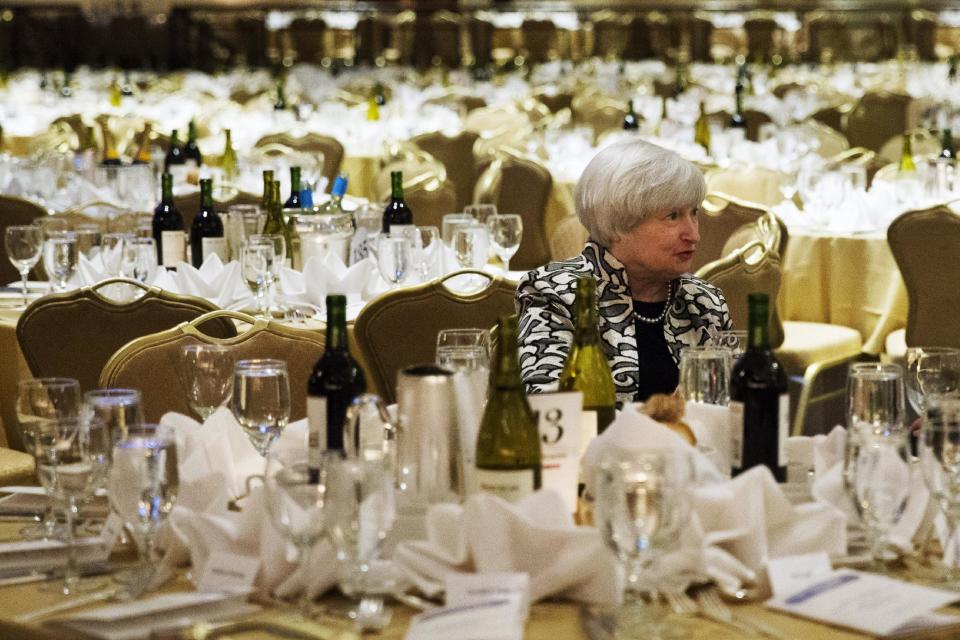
[515,240,733,404]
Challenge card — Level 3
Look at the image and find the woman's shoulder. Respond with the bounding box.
[676,274,729,306]
[517,255,593,292]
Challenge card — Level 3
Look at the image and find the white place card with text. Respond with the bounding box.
[445,572,530,624]
[196,551,260,593]
[526,392,582,513]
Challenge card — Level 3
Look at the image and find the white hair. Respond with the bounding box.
[574,139,706,247]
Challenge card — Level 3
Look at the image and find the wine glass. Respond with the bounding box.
[43,231,78,292]
[108,424,178,586]
[375,234,411,287]
[181,344,235,420]
[464,203,498,225]
[714,330,748,361]
[441,213,476,246]
[678,346,732,406]
[594,451,693,635]
[83,388,144,445]
[231,359,290,456]
[241,240,275,318]
[847,363,906,436]
[352,203,382,263]
[919,396,960,582]
[33,416,111,595]
[5,225,43,307]
[845,429,913,568]
[452,225,490,270]
[400,225,440,282]
[327,456,397,632]
[486,214,523,272]
[265,446,335,618]
[121,237,157,283]
[16,377,81,540]
[100,232,131,277]
[73,224,101,261]
[905,347,960,417]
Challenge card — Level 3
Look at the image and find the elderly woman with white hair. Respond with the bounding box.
[516,139,733,403]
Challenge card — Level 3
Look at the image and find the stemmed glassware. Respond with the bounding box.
[123,237,157,283]
[400,226,440,282]
[16,377,82,539]
[33,416,111,595]
[108,424,178,587]
[241,240,276,318]
[181,344,235,420]
[249,233,286,310]
[486,214,523,272]
[452,225,490,270]
[43,231,78,292]
[5,225,43,306]
[100,232,132,277]
[905,347,960,418]
[714,330,748,361]
[231,359,290,456]
[84,388,144,445]
[594,451,693,637]
[376,234,411,287]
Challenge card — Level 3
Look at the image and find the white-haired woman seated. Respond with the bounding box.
[516,139,733,403]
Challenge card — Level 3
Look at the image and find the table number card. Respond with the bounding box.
[526,392,582,513]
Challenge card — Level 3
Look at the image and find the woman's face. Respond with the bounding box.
[608,205,700,283]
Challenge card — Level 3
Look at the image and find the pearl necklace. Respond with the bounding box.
[633,281,675,325]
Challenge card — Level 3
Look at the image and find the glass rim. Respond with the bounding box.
[680,345,732,358]
[182,343,233,354]
[117,422,174,443]
[235,358,287,370]
[84,388,142,402]
[849,362,903,377]
[906,346,960,355]
[18,377,80,391]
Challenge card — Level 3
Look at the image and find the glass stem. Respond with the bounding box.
[63,498,78,594]
[20,269,29,306]
[296,543,313,619]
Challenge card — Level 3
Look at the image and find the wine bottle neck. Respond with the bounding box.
[160,174,174,203]
[747,295,771,350]
[290,168,301,193]
[199,181,213,209]
[326,304,347,350]
[492,325,524,389]
[391,172,404,200]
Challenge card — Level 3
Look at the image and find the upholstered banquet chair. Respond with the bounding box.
[254,133,345,193]
[590,11,631,60]
[100,310,325,423]
[17,278,235,394]
[285,17,327,65]
[721,211,789,262]
[886,204,960,356]
[845,91,914,154]
[474,154,553,271]
[704,168,790,208]
[521,18,558,63]
[744,14,779,62]
[353,270,517,403]
[0,195,47,284]
[549,214,589,261]
[376,150,456,230]
[0,447,34,484]
[696,241,862,435]
[411,130,480,212]
[691,193,767,272]
[877,128,940,165]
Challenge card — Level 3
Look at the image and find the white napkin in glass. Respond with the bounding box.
[393,490,619,605]
[173,254,252,309]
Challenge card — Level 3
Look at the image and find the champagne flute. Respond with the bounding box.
[241,240,275,318]
[181,344,235,420]
[108,424,178,587]
[231,359,290,456]
[43,231,78,292]
[34,416,111,595]
[5,225,43,307]
[375,235,411,286]
[16,377,81,540]
[486,214,523,272]
[327,456,397,632]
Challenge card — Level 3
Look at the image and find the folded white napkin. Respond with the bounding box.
[159,410,339,599]
[683,400,733,475]
[280,252,376,305]
[393,489,620,605]
[71,252,179,292]
[173,254,253,309]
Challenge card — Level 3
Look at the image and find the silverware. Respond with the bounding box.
[695,587,789,640]
[579,605,616,640]
[0,562,114,587]
[661,588,698,616]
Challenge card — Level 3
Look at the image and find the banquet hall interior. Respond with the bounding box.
[2,0,960,638]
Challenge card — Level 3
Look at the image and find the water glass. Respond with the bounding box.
[122,237,157,283]
[83,388,144,444]
[376,234,412,286]
[43,231,78,292]
[463,203,497,224]
[224,204,263,260]
[436,328,491,399]
[905,347,960,416]
[847,363,906,435]
[231,359,290,456]
[919,396,960,579]
[343,394,396,464]
[100,232,132,277]
[249,233,287,271]
[328,456,397,632]
[5,225,43,306]
[34,416,111,595]
[452,224,490,270]
[399,225,440,282]
[108,424,178,576]
[241,241,276,318]
[678,346,732,406]
[441,213,476,246]
[73,224,101,260]
[486,214,523,272]
[844,429,913,566]
[715,330,748,360]
[181,344,235,420]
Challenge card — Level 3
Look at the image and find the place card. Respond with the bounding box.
[766,569,960,637]
[766,551,831,596]
[405,599,524,640]
[526,392,582,513]
[445,572,529,624]
[0,536,106,577]
[195,551,260,593]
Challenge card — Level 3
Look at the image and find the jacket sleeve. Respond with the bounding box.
[515,270,575,394]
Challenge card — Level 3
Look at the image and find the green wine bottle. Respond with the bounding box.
[261,169,274,211]
[694,102,711,154]
[622,100,639,131]
[475,314,542,502]
[899,133,916,174]
[262,180,293,266]
[221,129,238,183]
[559,277,617,436]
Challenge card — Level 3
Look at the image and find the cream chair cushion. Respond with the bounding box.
[0,448,34,485]
[776,321,863,376]
[884,328,907,361]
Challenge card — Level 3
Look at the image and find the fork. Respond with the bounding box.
[696,587,789,640]
[661,588,698,616]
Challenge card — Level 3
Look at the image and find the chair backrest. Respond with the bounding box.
[721,211,789,261]
[0,195,47,284]
[474,154,553,270]
[100,309,325,423]
[353,270,518,403]
[877,128,941,165]
[521,18,557,63]
[411,130,480,212]
[704,166,790,207]
[888,204,960,348]
[254,133,345,192]
[695,240,785,348]
[692,192,767,272]
[17,278,236,393]
[845,91,913,153]
[549,214,589,261]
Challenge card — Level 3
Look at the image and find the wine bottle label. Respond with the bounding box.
[307,396,326,470]
[778,393,790,468]
[201,237,227,262]
[729,400,744,468]
[388,224,414,237]
[160,230,185,267]
[475,469,534,503]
